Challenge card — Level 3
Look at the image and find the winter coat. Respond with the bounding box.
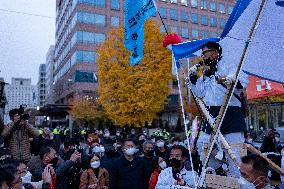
[148,169,160,189]
[79,168,109,189]
[1,122,39,162]
[155,167,197,189]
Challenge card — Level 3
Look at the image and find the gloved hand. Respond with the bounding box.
[190,75,199,85]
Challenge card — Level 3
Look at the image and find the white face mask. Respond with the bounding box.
[247,139,253,143]
[159,161,167,170]
[104,132,110,137]
[21,171,32,183]
[238,176,256,189]
[156,141,165,148]
[90,161,100,169]
[125,147,137,156]
[92,146,105,153]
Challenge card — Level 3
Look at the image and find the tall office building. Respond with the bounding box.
[37,64,47,107]
[54,0,235,105]
[4,78,35,123]
[46,46,56,104]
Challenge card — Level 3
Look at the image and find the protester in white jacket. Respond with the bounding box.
[156,145,197,189]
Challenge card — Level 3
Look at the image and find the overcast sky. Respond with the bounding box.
[0,0,55,85]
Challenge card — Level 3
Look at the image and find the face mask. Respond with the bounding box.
[92,146,105,153]
[146,150,154,157]
[275,137,280,142]
[21,171,32,183]
[125,147,137,156]
[157,141,165,148]
[247,139,253,143]
[159,161,167,170]
[104,132,110,137]
[90,161,100,169]
[116,133,120,136]
[50,157,59,167]
[238,176,256,189]
[169,158,181,169]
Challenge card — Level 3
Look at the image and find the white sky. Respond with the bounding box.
[0,0,56,85]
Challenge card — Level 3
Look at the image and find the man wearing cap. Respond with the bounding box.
[189,42,248,177]
[1,108,39,162]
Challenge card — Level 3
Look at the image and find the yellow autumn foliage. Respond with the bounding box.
[97,20,172,126]
[70,98,103,123]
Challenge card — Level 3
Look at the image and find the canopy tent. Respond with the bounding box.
[246,76,284,100]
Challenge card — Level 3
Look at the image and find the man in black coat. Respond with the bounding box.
[109,138,146,189]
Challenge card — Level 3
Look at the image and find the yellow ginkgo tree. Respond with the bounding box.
[70,96,105,127]
[97,20,172,126]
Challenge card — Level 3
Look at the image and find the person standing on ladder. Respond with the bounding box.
[188,42,248,178]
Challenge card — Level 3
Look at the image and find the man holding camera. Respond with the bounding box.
[1,108,39,162]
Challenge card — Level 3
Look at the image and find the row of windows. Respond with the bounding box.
[160,0,234,15]
[55,11,119,64]
[77,0,120,9]
[160,7,227,28]
[160,25,218,39]
[72,70,98,83]
[54,50,97,82]
[72,31,106,45]
[55,30,106,76]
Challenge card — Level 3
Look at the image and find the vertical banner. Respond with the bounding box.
[124,0,157,66]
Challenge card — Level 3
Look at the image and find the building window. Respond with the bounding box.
[110,0,119,10]
[192,29,199,39]
[181,28,189,38]
[159,7,167,18]
[181,11,188,22]
[209,2,217,11]
[210,17,217,27]
[201,15,208,26]
[210,32,217,38]
[170,26,178,33]
[181,0,188,6]
[111,16,119,27]
[160,25,166,33]
[94,0,105,7]
[75,31,105,44]
[170,9,178,20]
[73,70,97,83]
[76,51,96,63]
[191,0,198,7]
[191,13,198,24]
[219,3,225,14]
[228,6,234,14]
[220,18,226,29]
[77,12,106,26]
[200,0,207,9]
[202,31,208,38]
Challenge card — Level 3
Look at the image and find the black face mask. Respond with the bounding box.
[139,139,145,145]
[169,158,181,169]
[146,150,154,157]
[50,157,59,167]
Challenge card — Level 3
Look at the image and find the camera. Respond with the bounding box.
[18,105,30,121]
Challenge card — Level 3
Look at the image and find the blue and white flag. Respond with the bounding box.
[124,0,157,66]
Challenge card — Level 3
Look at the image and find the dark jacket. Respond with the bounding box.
[202,106,246,135]
[109,155,146,189]
[141,156,154,189]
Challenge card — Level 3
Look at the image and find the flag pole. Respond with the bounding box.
[157,11,169,35]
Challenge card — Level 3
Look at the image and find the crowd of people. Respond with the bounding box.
[0,107,283,189]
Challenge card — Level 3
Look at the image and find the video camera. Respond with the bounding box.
[18,105,30,121]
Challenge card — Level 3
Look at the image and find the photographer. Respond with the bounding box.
[1,108,39,162]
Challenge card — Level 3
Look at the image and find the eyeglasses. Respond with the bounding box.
[202,49,216,56]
